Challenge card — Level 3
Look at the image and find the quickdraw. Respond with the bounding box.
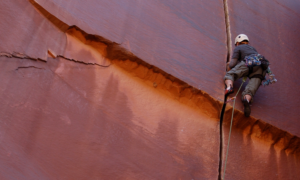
[225,97,236,103]
[263,67,277,86]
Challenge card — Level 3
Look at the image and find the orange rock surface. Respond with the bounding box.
[0,0,299,179]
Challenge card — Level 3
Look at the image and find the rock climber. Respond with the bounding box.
[224,34,268,117]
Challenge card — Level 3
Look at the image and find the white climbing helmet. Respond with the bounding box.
[235,34,249,45]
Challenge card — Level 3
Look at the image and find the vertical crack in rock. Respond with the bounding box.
[25,1,300,179]
[217,1,300,179]
[219,0,231,179]
[219,102,226,180]
[223,0,232,63]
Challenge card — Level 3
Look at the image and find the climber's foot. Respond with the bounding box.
[242,98,251,117]
[225,85,234,96]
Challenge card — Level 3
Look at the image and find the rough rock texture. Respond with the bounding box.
[226,0,300,136]
[221,121,300,180]
[220,0,300,179]
[0,1,222,179]
[0,0,300,180]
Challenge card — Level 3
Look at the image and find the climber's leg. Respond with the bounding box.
[224,61,249,95]
[241,77,261,117]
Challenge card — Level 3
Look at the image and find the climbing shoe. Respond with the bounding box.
[225,85,234,96]
[242,98,251,117]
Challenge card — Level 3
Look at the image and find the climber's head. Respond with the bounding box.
[235,34,249,46]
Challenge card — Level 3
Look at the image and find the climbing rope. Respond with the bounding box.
[222,77,247,180]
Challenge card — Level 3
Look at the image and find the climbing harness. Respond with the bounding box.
[244,54,264,68]
[245,54,277,87]
[222,77,247,180]
[245,54,270,75]
[263,67,277,86]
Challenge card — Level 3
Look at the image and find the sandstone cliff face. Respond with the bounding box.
[0,0,299,179]
[227,0,300,136]
[221,0,300,179]
[33,0,228,101]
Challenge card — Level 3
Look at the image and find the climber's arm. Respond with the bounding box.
[229,58,238,68]
[226,58,238,71]
[227,46,240,71]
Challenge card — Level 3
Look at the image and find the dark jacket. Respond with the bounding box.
[229,44,258,68]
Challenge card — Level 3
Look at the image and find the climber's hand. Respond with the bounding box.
[226,62,231,71]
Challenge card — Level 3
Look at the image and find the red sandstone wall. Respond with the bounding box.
[0,1,66,59]
[220,1,300,179]
[226,0,300,137]
[34,0,300,136]
[0,1,222,179]
[0,0,299,180]
[0,54,220,179]
[34,0,228,101]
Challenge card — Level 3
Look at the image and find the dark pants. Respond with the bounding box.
[224,61,265,101]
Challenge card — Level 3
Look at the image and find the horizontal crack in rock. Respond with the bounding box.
[0,51,41,61]
[65,27,300,156]
[64,26,223,120]
[57,55,110,67]
[15,66,45,70]
[0,52,110,68]
[28,0,300,156]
